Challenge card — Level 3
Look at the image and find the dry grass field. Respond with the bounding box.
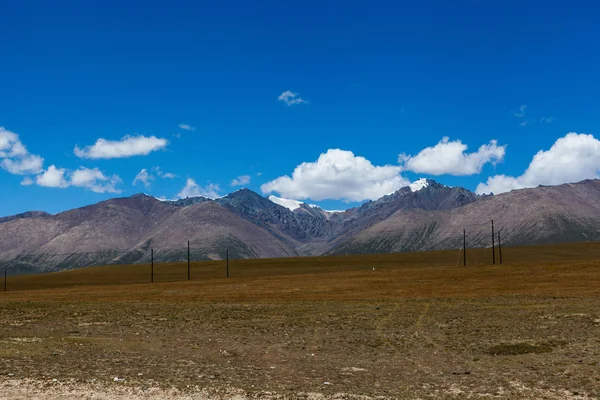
[1,243,600,399]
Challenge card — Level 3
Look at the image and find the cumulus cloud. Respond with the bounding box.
[74,135,168,159]
[398,137,506,176]
[260,149,409,202]
[0,127,122,193]
[33,165,121,193]
[36,165,68,188]
[70,167,121,193]
[476,132,600,194]
[0,127,44,175]
[20,177,34,186]
[231,175,251,186]
[177,178,221,199]
[178,124,196,131]
[2,155,45,175]
[278,90,307,106]
[133,169,153,189]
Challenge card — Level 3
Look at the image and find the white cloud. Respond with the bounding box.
[36,165,68,188]
[153,166,176,179]
[476,132,600,194]
[475,175,523,194]
[70,167,121,193]
[178,124,196,131]
[513,105,552,126]
[32,165,121,193]
[0,127,44,175]
[512,104,530,126]
[74,135,168,159]
[132,167,176,189]
[133,168,153,189]
[512,104,527,118]
[20,177,34,186]
[231,175,251,186]
[0,127,122,193]
[260,149,409,202]
[0,128,25,157]
[177,178,221,199]
[278,90,307,106]
[2,155,45,175]
[399,137,506,176]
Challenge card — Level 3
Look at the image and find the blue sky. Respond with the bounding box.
[2,1,600,216]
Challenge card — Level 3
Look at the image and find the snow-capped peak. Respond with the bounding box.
[268,195,304,211]
[268,195,348,214]
[409,178,430,192]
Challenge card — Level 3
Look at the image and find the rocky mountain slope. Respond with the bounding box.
[1,179,600,273]
[331,179,600,254]
[0,194,295,273]
[0,211,51,224]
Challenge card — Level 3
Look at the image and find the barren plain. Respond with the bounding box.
[1,243,599,399]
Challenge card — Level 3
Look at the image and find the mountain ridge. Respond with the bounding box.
[2,178,600,273]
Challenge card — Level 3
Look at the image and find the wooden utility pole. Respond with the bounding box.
[463,229,467,266]
[498,231,503,265]
[4,266,6,292]
[226,248,229,278]
[151,248,154,283]
[187,241,191,281]
[491,219,495,265]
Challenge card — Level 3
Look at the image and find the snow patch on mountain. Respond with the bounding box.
[409,178,430,192]
[268,195,304,211]
[270,196,346,213]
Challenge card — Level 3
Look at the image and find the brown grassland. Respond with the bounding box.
[1,243,600,399]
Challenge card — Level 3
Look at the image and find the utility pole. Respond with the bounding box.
[491,220,495,265]
[463,229,467,266]
[226,248,229,278]
[151,248,154,283]
[187,241,190,281]
[4,266,6,292]
[498,231,503,265]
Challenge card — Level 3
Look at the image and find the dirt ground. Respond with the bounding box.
[1,246,600,399]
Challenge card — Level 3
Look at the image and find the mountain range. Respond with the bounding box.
[2,178,600,273]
